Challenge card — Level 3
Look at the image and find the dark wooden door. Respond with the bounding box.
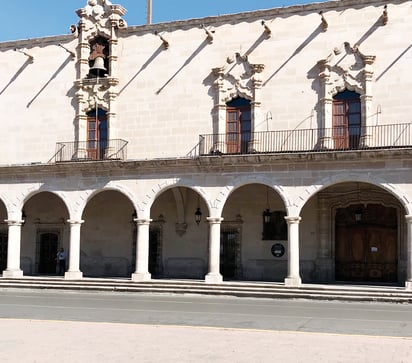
[0,232,7,272]
[220,230,238,279]
[226,99,251,154]
[38,233,58,274]
[87,109,108,160]
[333,90,361,149]
[149,230,162,278]
[335,205,397,282]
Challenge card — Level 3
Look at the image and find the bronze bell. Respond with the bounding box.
[89,56,107,77]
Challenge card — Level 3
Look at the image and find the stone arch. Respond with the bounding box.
[0,192,16,220]
[295,173,412,216]
[214,174,291,216]
[11,185,72,221]
[79,185,137,278]
[137,178,213,218]
[77,183,136,220]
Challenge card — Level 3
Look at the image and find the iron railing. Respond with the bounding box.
[53,139,128,163]
[198,123,412,156]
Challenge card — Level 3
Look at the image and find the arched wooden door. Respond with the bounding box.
[335,204,397,282]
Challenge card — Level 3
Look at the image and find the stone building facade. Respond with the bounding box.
[0,0,411,289]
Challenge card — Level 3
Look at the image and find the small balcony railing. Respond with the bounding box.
[52,139,128,163]
[197,123,412,156]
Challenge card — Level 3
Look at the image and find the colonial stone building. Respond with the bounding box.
[0,0,411,289]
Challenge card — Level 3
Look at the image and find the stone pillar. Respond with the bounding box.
[65,220,84,280]
[284,216,302,286]
[132,218,152,282]
[316,197,333,282]
[205,217,223,284]
[249,64,265,152]
[2,220,24,278]
[360,56,375,147]
[405,215,412,290]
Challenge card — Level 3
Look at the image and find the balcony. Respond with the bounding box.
[196,123,412,157]
[52,139,128,163]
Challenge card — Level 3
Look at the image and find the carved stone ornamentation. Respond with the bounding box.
[318,42,375,97]
[211,54,266,153]
[317,42,376,148]
[73,0,127,146]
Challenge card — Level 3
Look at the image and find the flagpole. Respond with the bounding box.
[147,0,152,25]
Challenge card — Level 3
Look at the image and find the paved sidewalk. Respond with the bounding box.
[1,319,411,362]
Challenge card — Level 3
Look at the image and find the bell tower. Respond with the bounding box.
[73,0,127,159]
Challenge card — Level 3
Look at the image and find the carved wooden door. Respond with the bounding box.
[335,225,397,282]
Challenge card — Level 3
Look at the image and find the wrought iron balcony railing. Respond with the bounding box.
[52,139,128,163]
[196,123,412,157]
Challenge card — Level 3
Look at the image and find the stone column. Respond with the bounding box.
[316,197,333,282]
[132,218,152,282]
[405,215,412,290]
[284,216,302,287]
[65,220,84,280]
[3,219,24,278]
[205,217,223,284]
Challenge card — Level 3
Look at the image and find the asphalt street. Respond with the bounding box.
[1,288,411,337]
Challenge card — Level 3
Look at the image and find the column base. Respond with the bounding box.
[405,280,412,290]
[2,269,23,278]
[284,276,302,287]
[64,271,83,280]
[131,272,151,282]
[205,273,223,284]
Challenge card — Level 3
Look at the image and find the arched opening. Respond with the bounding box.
[226,98,251,154]
[222,183,287,281]
[88,36,110,78]
[150,187,208,279]
[22,192,69,275]
[301,182,404,284]
[81,190,134,277]
[332,90,361,149]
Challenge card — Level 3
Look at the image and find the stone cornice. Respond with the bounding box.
[0,148,411,179]
[0,0,404,48]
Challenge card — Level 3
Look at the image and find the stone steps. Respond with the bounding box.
[1,277,411,303]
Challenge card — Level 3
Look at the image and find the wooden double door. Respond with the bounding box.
[335,205,398,283]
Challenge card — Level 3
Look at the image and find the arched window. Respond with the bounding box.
[87,108,108,160]
[332,90,361,149]
[226,98,251,154]
[88,36,110,78]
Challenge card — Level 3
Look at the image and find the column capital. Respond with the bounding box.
[67,219,85,225]
[207,217,224,224]
[284,216,301,224]
[5,220,24,227]
[405,215,412,223]
[134,218,152,226]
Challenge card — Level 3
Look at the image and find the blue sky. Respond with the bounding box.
[0,0,326,42]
